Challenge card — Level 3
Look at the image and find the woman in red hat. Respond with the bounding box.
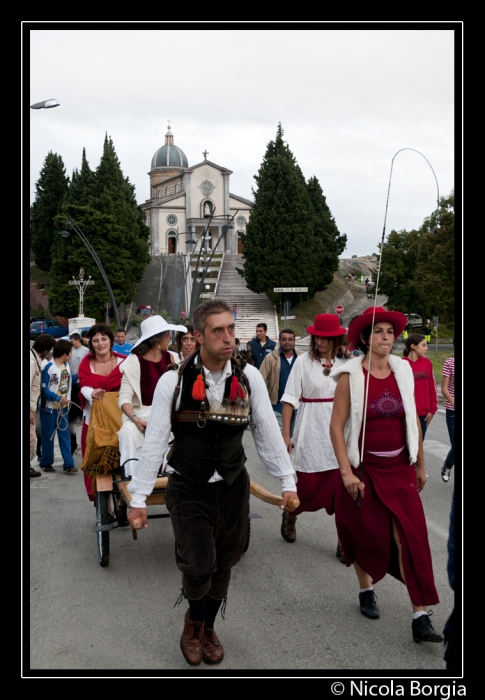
[280,313,348,560]
[329,307,442,643]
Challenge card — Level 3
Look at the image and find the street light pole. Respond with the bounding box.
[60,215,121,328]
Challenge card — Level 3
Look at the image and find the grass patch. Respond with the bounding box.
[278,273,355,337]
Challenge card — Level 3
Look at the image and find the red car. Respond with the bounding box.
[136,305,154,318]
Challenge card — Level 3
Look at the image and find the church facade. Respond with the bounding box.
[142,125,253,256]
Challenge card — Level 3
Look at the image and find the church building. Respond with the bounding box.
[142,124,253,256]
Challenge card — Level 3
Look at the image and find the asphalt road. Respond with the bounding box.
[28,409,457,677]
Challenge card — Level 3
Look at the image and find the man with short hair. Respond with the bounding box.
[260,329,302,436]
[30,334,56,476]
[128,298,297,667]
[113,328,133,356]
[248,322,276,370]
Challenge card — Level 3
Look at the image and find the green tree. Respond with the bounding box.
[414,191,455,327]
[306,176,347,290]
[30,152,70,271]
[377,191,454,328]
[67,147,95,205]
[240,124,324,304]
[48,135,150,320]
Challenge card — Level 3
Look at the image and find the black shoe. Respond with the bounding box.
[412,612,444,642]
[30,467,42,477]
[281,511,297,543]
[359,590,380,619]
[40,465,55,472]
[336,543,346,564]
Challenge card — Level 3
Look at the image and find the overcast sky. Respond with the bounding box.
[27,25,458,258]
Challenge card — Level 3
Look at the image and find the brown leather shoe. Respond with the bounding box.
[202,627,224,664]
[180,609,205,666]
[281,511,297,543]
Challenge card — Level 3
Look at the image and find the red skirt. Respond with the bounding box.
[335,455,439,607]
[292,469,340,517]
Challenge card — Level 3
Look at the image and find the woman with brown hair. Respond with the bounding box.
[78,323,125,501]
[172,324,200,364]
[329,306,442,643]
[402,333,438,440]
[280,314,348,560]
[117,315,186,476]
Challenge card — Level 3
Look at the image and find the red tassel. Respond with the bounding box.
[229,375,247,401]
[192,373,206,401]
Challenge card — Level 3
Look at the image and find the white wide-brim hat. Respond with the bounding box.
[132,315,187,350]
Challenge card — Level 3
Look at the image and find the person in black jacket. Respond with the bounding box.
[248,323,276,370]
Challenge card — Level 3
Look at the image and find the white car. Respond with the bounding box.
[405,314,423,328]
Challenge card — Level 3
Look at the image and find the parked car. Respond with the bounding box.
[136,305,154,318]
[30,320,69,340]
[405,313,423,328]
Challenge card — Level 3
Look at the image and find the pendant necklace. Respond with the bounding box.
[320,357,334,376]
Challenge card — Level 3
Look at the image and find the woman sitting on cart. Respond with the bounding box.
[117,315,187,477]
[78,323,125,501]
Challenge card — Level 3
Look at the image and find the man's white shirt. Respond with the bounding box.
[128,358,296,509]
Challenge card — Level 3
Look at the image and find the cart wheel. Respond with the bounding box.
[243,516,251,554]
[96,491,110,567]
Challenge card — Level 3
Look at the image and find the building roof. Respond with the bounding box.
[151,124,188,169]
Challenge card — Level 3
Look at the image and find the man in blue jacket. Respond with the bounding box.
[248,323,276,370]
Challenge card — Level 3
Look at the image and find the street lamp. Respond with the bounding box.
[30,99,60,109]
[59,215,121,328]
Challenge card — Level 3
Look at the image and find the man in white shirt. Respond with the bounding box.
[128,298,297,667]
[30,334,56,476]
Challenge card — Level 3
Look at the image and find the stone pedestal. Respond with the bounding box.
[68,316,95,334]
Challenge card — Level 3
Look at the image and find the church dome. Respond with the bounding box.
[151,124,188,169]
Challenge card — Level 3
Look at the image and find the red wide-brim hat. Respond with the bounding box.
[306,314,347,337]
[347,306,407,345]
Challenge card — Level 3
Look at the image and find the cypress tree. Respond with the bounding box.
[306,176,347,291]
[30,152,70,271]
[48,135,150,320]
[240,124,322,304]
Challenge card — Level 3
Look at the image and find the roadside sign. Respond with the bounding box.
[335,305,344,314]
[281,316,296,320]
[274,287,308,293]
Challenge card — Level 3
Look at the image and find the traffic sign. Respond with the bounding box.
[281,316,296,320]
[274,287,308,293]
[335,305,344,314]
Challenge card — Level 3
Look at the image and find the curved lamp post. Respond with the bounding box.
[30,99,60,109]
[59,215,121,328]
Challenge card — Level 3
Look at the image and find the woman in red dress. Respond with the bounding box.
[78,323,125,501]
[329,307,442,643]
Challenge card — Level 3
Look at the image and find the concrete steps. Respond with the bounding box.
[215,254,277,342]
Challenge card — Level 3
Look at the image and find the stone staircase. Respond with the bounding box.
[215,254,278,342]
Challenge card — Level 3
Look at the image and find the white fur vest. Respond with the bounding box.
[330,354,419,467]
